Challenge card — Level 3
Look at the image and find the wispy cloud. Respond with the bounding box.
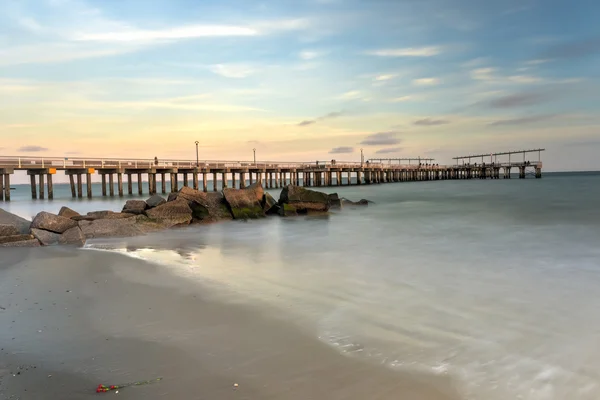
[507,75,543,84]
[488,92,548,108]
[297,111,343,127]
[488,114,557,126]
[360,132,401,146]
[525,59,552,65]
[375,147,403,154]
[329,146,354,154]
[337,90,363,100]
[366,46,441,57]
[299,50,322,60]
[209,64,256,78]
[18,145,49,152]
[390,96,412,102]
[414,118,450,126]
[375,74,397,81]
[73,25,259,42]
[412,78,440,86]
[542,37,600,59]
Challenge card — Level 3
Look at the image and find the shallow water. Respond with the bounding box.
[4,173,600,399]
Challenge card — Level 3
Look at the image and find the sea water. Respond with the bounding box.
[3,172,600,399]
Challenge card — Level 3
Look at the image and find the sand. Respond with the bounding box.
[0,247,463,399]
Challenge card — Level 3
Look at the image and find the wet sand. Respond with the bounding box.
[0,247,463,400]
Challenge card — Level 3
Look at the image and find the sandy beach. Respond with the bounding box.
[0,247,462,400]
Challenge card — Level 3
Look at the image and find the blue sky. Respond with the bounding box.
[1,0,599,171]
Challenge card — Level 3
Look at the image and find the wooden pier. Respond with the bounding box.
[0,149,544,201]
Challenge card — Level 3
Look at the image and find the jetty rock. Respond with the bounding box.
[78,215,162,239]
[0,208,31,234]
[262,192,279,215]
[31,211,78,234]
[122,200,148,215]
[168,186,232,222]
[31,228,60,246]
[222,182,265,219]
[278,185,331,213]
[145,198,193,228]
[58,206,80,219]
[72,211,136,221]
[328,193,342,210]
[58,226,86,246]
[146,195,166,208]
[0,234,41,248]
[0,223,20,237]
[341,198,371,207]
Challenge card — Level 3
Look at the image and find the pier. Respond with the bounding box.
[0,149,544,201]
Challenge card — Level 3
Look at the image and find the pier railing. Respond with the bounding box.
[0,156,450,170]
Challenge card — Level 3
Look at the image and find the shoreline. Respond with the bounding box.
[0,247,464,399]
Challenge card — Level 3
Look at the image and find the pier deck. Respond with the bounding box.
[0,149,544,201]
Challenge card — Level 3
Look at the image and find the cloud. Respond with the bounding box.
[488,92,548,108]
[329,146,354,154]
[375,74,396,81]
[74,25,259,43]
[525,59,552,65]
[507,75,543,84]
[360,132,401,146]
[337,90,362,100]
[375,147,403,154]
[390,96,412,102]
[299,50,320,60]
[297,111,343,127]
[471,68,497,81]
[208,64,255,78]
[542,37,600,59]
[366,46,441,57]
[488,114,557,126]
[412,78,440,86]
[414,118,450,126]
[18,145,49,152]
[65,151,81,155]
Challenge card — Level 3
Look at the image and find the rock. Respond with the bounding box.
[0,209,31,234]
[341,198,371,207]
[58,206,80,219]
[79,215,161,239]
[262,192,279,214]
[31,211,78,234]
[122,200,148,215]
[0,234,40,247]
[72,211,136,222]
[145,198,193,227]
[222,185,265,220]
[328,193,342,210]
[245,182,265,203]
[31,228,60,246]
[146,195,166,208]
[278,203,297,217]
[170,187,232,222]
[58,226,86,246]
[0,224,19,237]
[278,185,331,213]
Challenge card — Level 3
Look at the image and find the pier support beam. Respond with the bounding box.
[86,173,92,198]
[232,172,237,189]
[193,171,199,190]
[76,174,83,198]
[213,173,218,191]
[222,173,228,190]
[39,174,45,200]
[109,174,115,196]
[0,172,10,201]
[161,173,166,193]
[127,174,133,194]
[240,172,246,188]
[183,172,189,187]
[117,173,123,196]
[30,175,37,199]
[202,172,207,192]
[47,174,53,199]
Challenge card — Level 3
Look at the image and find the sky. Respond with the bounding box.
[1,0,600,172]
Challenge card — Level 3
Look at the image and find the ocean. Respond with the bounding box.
[2,172,600,399]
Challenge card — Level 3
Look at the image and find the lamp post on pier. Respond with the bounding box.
[361,148,364,167]
[253,148,256,165]
[195,141,199,167]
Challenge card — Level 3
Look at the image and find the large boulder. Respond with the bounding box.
[144,198,193,228]
[0,224,19,237]
[245,182,265,203]
[122,200,148,215]
[328,193,342,210]
[31,228,60,246]
[78,215,161,239]
[341,198,371,207]
[31,211,78,233]
[278,203,298,217]
[278,185,331,213]
[0,209,31,234]
[59,226,86,246]
[169,187,232,222]
[262,192,279,214]
[0,234,40,247]
[58,206,80,219]
[146,195,166,208]
[72,211,136,222]
[222,185,265,220]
